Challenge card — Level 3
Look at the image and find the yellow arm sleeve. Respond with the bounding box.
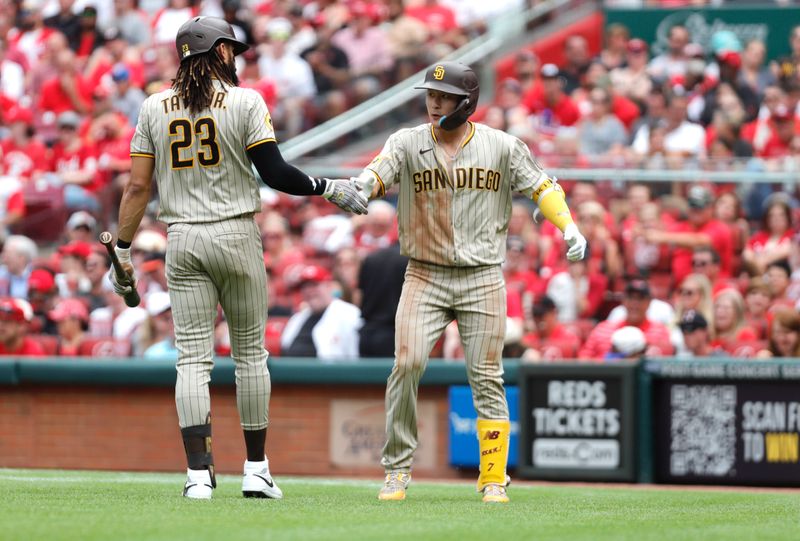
[532,178,575,232]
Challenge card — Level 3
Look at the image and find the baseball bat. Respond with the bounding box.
[99,231,141,307]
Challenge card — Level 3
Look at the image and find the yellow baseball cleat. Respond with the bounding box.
[378,472,411,501]
[482,484,509,503]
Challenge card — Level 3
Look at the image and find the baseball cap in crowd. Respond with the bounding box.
[145,291,171,317]
[350,1,381,21]
[58,111,82,129]
[267,17,292,41]
[772,104,794,122]
[717,50,741,69]
[19,0,43,15]
[6,107,33,125]
[532,296,556,318]
[132,230,167,254]
[507,235,525,253]
[141,253,165,274]
[104,26,123,42]
[710,29,742,55]
[49,298,90,323]
[293,264,332,289]
[0,298,27,322]
[627,39,648,54]
[499,77,523,94]
[28,268,56,295]
[610,326,647,357]
[222,0,241,12]
[625,279,651,297]
[111,64,130,83]
[59,241,93,260]
[67,211,97,232]
[81,6,98,18]
[687,185,714,209]
[683,43,705,59]
[540,63,560,79]
[679,310,708,333]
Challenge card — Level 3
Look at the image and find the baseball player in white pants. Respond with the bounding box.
[353,61,587,502]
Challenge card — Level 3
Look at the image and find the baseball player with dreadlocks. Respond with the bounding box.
[111,16,367,499]
[352,61,587,503]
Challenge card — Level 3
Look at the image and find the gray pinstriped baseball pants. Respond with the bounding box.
[381,260,509,472]
[167,216,271,431]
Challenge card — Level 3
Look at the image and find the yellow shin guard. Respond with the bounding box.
[476,419,510,491]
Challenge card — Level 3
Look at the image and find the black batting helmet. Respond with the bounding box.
[175,16,249,63]
[414,61,480,130]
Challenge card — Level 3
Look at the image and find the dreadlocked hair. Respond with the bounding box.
[172,48,239,114]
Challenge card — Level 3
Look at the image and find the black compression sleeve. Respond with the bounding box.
[246,141,326,196]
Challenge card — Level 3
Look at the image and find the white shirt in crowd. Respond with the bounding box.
[280,298,362,362]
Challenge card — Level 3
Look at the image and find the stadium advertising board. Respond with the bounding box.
[649,361,800,486]
[330,399,437,469]
[448,385,519,468]
[605,6,794,62]
[516,363,637,481]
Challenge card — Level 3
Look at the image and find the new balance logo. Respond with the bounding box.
[483,430,501,440]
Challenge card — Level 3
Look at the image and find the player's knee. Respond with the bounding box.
[394,346,426,376]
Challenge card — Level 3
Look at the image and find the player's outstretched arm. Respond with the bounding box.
[531,177,587,262]
[247,141,368,214]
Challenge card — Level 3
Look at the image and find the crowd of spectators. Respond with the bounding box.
[2,1,800,363]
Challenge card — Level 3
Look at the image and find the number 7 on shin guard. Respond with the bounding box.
[476,419,510,491]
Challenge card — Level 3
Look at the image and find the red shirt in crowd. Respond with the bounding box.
[522,325,581,359]
[405,4,458,32]
[38,75,94,115]
[50,141,102,192]
[0,337,45,356]
[611,94,640,131]
[578,318,674,360]
[711,327,760,354]
[94,124,135,186]
[670,219,734,285]
[0,179,25,220]
[747,229,794,254]
[1,138,49,180]
[505,268,545,300]
[507,288,523,319]
[759,134,794,158]
[0,93,17,115]
[522,87,581,127]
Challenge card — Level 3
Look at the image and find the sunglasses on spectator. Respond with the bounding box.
[692,259,712,267]
[679,288,699,296]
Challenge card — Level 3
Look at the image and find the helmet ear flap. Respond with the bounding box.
[438,97,471,131]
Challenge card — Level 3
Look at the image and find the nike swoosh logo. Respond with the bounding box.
[254,473,274,487]
[419,148,433,155]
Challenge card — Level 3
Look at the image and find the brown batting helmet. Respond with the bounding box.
[175,16,249,63]
[415,61,480,130]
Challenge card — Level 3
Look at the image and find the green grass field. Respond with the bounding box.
[1,469,797,541]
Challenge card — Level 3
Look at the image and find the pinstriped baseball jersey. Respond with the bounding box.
[364,121,548,266]
[130,80,275,224]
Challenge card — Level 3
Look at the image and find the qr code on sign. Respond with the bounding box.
[669,384,737,477]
